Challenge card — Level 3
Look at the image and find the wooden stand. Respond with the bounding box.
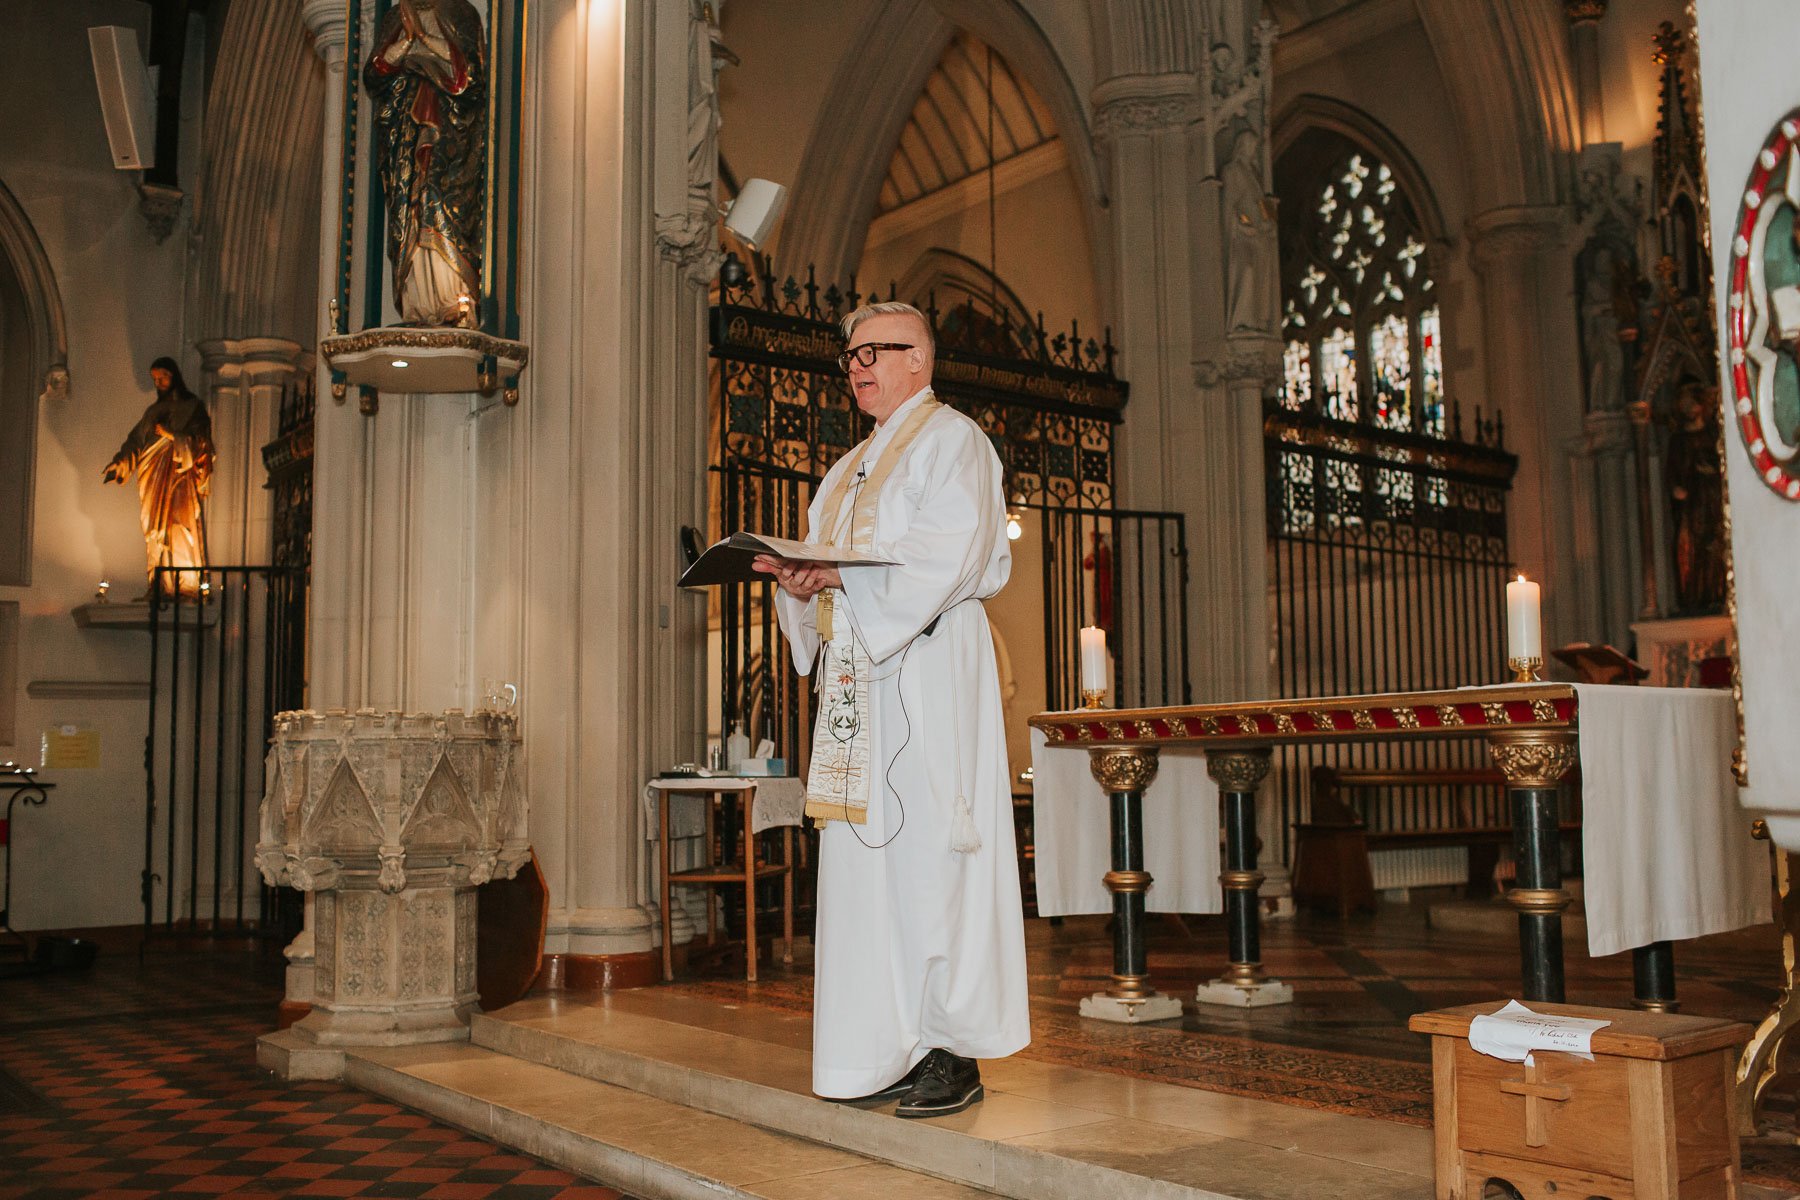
[1410,1001,1751,1199]
[651,780,795,984]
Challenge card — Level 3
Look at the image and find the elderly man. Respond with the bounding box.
[754,301,1029,1118]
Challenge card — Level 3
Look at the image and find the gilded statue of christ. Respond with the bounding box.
[103,357,214,593]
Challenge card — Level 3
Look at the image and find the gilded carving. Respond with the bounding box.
[1436,705,1465,727]
[1530,699,1559,722]
[1393,708,1421,730]
[1235,715,1261,735]
[1200,716,1225,736]
[1272,713,1298,735]
[1207,750,1271,792]
[1480,702,1513,725]
[1487,730,1580,787]
[1352,709,1377,732]
[1089,747,1161,793]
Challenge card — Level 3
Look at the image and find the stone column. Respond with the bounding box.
[196,337,304,567]
[521,0,710,983]
[1468,206,1585,645]
[1585,409,1641,646]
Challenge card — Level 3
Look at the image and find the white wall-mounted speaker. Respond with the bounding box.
[724,179,788,251]
[88,26,156,171]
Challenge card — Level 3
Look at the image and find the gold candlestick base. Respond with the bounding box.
[1081,688,1108,710]
[1509,656,1543,683]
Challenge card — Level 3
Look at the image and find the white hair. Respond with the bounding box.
[841,301,935,359]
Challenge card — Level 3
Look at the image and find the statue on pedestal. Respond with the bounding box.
[102,358,213,594]
[1666,381,1726,613]
[364,0,487,327]
[1224,130,1278,333]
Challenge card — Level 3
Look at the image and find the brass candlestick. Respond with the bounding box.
[1081,688,1108,710]
[1509,656,1543,683]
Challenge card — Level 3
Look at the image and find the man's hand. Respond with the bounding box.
[102,460,127,484]
[752,555,842,599]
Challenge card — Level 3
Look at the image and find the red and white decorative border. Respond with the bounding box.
[1726,108,1800,501]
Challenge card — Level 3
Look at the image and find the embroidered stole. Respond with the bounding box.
[803,394,942,825]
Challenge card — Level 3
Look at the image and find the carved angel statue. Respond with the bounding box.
[102,357,213,594]
[364,0,487,327]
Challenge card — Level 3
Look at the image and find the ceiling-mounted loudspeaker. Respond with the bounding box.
[724,179,788,251]
[88,26,155,170]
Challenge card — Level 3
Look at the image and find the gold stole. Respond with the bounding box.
[803,394,942,825]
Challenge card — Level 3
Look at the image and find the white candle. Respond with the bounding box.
[1079,626,1108,694]
[1506,574,1542,662]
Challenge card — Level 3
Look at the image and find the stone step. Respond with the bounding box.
[337,1038,1004,1200]
[469,995,1438,1200]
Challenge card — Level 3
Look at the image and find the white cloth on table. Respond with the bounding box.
[1028,727,1223,917]
[641,776,807,839]
[772,387,1030,1098]
[1572,683,1769,957]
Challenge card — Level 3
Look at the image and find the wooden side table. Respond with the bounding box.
[1410,1001,1751,1199]
[649,778,795,983]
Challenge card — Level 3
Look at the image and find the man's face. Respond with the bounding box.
[845,313,928,424]
[150,368,173,392]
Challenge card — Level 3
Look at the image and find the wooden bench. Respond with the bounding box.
[1292,766,1582,917]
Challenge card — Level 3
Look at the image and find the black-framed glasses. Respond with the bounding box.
[837,342,914,373]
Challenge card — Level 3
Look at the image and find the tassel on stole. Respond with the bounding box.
[950,793,981,854]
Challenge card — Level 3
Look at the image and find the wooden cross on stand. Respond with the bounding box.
[1498,1058,1574,1146]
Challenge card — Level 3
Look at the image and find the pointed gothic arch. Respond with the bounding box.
[775,0,1110,321]
[0,177,69,584]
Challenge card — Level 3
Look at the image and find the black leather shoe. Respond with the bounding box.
[894,1049,983,1118]
[827,1055,929,1105]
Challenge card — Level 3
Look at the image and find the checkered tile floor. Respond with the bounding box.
[0,940,634,1200]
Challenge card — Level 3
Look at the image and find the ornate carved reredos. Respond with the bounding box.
[1486,729,1580,788]
[257,708,529,896]
[1088,746,1161,793]
[1205,749,1272,792]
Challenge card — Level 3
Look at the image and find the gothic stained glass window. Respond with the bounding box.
[1276,130,1442,438]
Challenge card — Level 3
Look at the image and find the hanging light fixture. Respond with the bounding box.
[1005,494,1026,541]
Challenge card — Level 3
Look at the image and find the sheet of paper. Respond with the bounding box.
[1466,999,1610,1065]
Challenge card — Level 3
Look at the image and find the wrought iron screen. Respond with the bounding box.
[142,566,306,941]
[1264,402,1518,861]
[708,265,1166,764]
[1038,506,1190,711]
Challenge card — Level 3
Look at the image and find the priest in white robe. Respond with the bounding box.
[755,301,1030,1118]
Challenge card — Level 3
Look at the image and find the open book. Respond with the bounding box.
[677,532,899,588]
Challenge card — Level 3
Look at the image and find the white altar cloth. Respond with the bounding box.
[1571,684,1768,957]
[1029,727,1222,917]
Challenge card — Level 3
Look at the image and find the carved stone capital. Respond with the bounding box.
[1092,74,1201,139]
[1468,205,1574,268]
[1195,332,1283,387]
[302,0,350,61]
[1486,729,1579,787]
[1206,749,1271,792]
[138,182,184,244]
[1089,746,1160,793]
[1563,0,1607,25]
[655,212,726,285]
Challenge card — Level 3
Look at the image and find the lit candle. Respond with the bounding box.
[1079,626,1108,695]
[1506,574,1542,663]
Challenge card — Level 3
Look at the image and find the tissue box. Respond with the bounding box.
[736,757,787,777]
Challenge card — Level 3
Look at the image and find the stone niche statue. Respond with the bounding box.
[364,0,487,328]
[102,357,213,594]
[1666,380,1727,613]
[1223,129,1277,333]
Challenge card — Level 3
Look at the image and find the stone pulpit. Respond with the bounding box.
[257,708,528,1047]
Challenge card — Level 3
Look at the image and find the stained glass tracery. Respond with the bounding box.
[1277,135,1442,440]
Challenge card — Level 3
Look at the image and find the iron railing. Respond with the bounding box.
[1265,400,1518,861]
[142,565,304,942]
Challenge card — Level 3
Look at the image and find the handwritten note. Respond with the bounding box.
[1467,1000,1610,1065]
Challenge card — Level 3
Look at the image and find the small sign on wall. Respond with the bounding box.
[42,724,100,769]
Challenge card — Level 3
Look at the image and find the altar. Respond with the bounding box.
[1030,683,1768,1020]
